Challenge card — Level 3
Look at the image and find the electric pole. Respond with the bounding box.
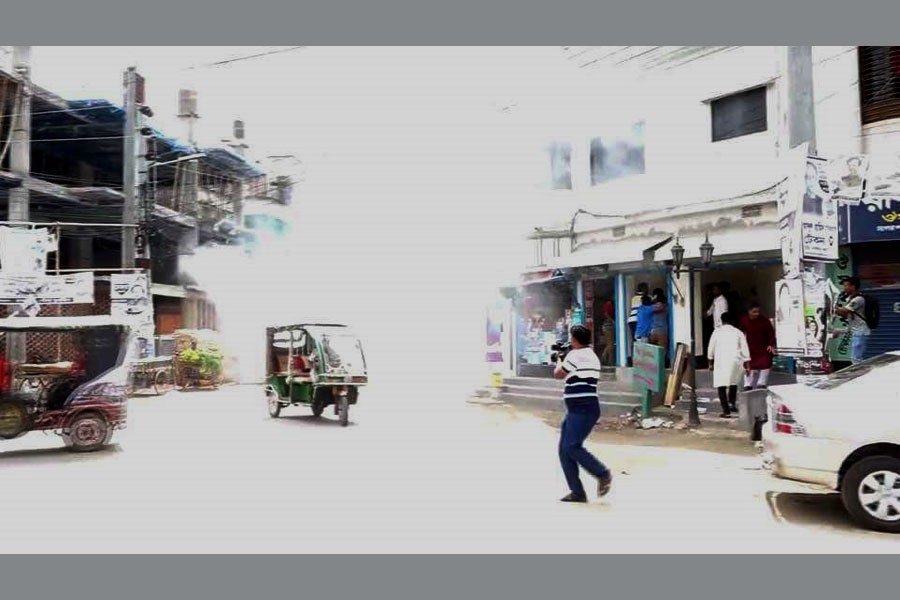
[121,67,140,268]
[7,46,32,363]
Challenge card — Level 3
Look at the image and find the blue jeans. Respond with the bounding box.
[559,400,611,497]
[851,334,869,364]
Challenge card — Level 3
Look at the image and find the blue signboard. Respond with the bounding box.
[840,197,900,244]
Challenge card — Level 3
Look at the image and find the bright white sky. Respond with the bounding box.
[30,47,635,388]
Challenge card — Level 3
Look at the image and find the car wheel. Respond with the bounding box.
[266,389,282,418]
[63,412,110,453]
[841,456,900,533]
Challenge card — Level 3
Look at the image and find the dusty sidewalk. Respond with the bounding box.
[469,395,756,456]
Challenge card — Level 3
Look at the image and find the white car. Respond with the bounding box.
[762,351,900,533]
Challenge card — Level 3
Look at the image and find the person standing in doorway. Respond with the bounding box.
[601,299,616,365]
[834,276,871,364]
[628,283,648,336]
[554,325,613,503]
[707,312,751,419]
[739,302,776,390]
[650,288,668,353]
[706,283,729,329]
[635,295,654,343]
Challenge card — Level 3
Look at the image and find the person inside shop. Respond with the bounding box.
[739,302,776,391]
[706,283,729,329]
[635,295,654,343]
[833,276,871,364]
[650,288,668,356]
[707,312,751,419]
[601,299,616,365]
[553,325,613,503]
[627,283,649,364]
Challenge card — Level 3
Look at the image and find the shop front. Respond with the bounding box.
[838,197,900,360]
[513,269,578,378]
[656,226,782,369]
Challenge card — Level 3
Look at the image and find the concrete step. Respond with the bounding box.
[497,390,643,418]
[503,376,564,391]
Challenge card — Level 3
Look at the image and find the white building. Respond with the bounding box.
[510,46,900,376]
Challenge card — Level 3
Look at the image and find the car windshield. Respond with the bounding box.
[810,354,900,390]
[319,334,366,374]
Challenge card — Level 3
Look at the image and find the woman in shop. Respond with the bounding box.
[649,288,668,357]
[739,302,776,391]
[600,299,616,365]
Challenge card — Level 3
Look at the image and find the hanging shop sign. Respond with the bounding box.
[0,272,94,305]
[485,301,505,363]
[840,196,900,244]
[111,273,155,359]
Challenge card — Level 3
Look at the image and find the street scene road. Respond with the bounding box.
[1,383,896,553]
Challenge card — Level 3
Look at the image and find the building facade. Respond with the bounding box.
[510,46,900,376]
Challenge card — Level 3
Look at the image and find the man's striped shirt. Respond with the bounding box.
[560,347,601,406]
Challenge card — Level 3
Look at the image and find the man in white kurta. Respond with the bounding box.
[707,312,751,418]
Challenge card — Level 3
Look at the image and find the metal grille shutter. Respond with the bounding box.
[858,46,900,125]
[863,288,900,359]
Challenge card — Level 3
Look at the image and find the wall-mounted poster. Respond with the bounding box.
[800,155,839,261]
[827,154,870,205]
[801,262,829,358]
[775,278,806,356]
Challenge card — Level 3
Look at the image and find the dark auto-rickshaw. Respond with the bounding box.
[265,324,368,426]
[0,316,134,452]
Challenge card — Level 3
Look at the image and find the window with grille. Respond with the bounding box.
[858,46,900,125]
[710,86,768,142]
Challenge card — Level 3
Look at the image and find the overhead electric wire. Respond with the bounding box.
[182,46,307,70]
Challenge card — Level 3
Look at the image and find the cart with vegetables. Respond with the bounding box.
[173,330,224,390]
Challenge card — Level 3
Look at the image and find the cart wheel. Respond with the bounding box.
[267,389,283,418]
[63,412,110,453]
[312,401,324,417]
[338,396,349,427]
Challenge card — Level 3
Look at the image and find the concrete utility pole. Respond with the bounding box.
[784,46,817,154]
[121,67,140,268]
[7,46,32,364]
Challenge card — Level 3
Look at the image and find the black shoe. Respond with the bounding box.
[560,493,588,503]
[731,404,738,413]
[597,475,613,498]
[719,412,734,419]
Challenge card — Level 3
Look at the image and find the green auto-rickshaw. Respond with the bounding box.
[264,324,368,427]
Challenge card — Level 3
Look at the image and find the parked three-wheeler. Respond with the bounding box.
[0,316,133,452]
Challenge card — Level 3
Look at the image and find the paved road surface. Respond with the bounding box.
[1,383,897,553]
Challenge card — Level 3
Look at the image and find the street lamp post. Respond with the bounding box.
[670,234,715,428]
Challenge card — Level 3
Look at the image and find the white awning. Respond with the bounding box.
[151,283,187,299]
[656,225,780,261]
[551,235,673,269]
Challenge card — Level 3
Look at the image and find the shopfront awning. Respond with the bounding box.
[655,225,780,262]
[552,235,673,270]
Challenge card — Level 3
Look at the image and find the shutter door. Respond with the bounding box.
[863,287,900,359]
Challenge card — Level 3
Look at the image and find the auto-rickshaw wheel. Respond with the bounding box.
[266,389,282,418]
[312,401,325,417]
[63,411,111,453]
[338,396,349,427]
